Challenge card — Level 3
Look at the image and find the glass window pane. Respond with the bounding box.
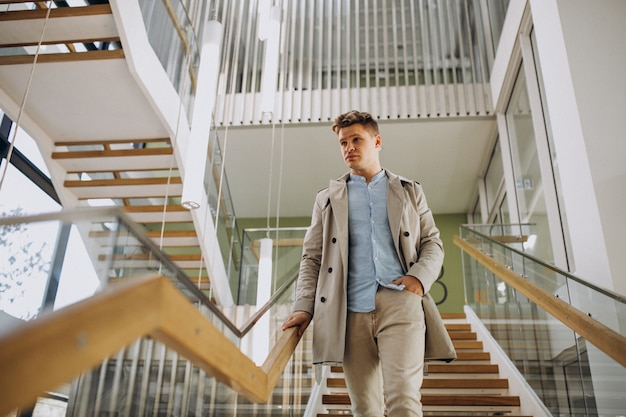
[484,141,503,213]
[505,67,554,262]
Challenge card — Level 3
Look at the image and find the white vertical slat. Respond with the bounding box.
[284,0,296,122]
[324,0,333,122]
[408,0,421,117]
[340,0,350,114]
[108,349,125,414]
[381,0,391,118]
[303,1,315,122]
[371,0,381,118]
[293,2,305,121]
[444,0,462,116]
[363,0,372,110]
[226,0,246,124]
[248,0,263,123]
[331,0,341,119]
[417,0,432,117]
[390,1,400,118]
[310,1,322,122]
[398,0,410,118]
[122,340,142,417]
[150,344,166,417]
[462,0,479,115]
[136,339,154,417]
[453,0,471,115]
[194,369,207,416]
[427,0,442,116]
[237,0,255,124]
[436,0,450,116]
[352,0,360,109]
[93,357,109,415]
[164,351,177,416]
[472,0,489,115]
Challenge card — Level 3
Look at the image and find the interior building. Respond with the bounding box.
[0,0,625,416]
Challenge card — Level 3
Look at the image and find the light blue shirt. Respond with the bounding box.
[347,170,406,312]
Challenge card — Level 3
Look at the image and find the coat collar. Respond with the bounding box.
[328,169,408,240]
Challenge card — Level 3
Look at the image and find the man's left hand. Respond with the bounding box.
[392,275,424,296]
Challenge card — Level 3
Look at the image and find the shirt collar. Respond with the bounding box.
[348,169,386,184]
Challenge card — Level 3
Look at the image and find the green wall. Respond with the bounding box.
[237,213,467,313]
[432,213,467,313]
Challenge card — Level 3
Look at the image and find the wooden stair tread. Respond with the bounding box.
[52,147,173,159]
[327,378,508,389]
[448,331,477,340]
[427,364,499,374]
[439,312,466,319]
[452,340,483,349]
[444,323,471,331]
[317,411,532,417]
[323,393,520,407]
[64,177,181,187]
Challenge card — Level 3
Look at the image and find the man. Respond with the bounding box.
[282,110,455,417]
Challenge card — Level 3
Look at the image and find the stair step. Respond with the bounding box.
[323,393,520,407]
[440,312,466,320]
[327,377,509,389]
[427,364,499,374]
[452,340,483,350]
[317,410,532,417]
[454,351,490,361]
[444,323,471,331]
[52,144,174,172]
[331,363,498,375]
[448,331,477,340]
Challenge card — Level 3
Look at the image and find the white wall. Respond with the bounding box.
[555,0,626,296]
[529,0,619,294]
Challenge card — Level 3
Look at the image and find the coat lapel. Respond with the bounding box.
[386,171,405,256]
[329,174,349,275]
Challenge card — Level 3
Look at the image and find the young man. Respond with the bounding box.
[282,110,455,417]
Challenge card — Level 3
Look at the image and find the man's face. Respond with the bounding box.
[337,123,381,174]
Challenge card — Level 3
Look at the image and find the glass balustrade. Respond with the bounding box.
[0,208,311,417]
[459,224,626,417]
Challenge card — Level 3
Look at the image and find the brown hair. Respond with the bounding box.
[331,110,379,135]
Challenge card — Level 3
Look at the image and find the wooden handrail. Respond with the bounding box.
[454,235,626,368]
[0,274,302,415]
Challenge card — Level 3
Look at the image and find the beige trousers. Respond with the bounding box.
[343,287,426,417]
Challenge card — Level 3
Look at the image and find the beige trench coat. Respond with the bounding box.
[292,170,456,365]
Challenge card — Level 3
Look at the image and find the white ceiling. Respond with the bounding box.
[219,116,497,218]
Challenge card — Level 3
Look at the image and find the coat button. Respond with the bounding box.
[332,237,337,243]
[404,231,410,237]
[320,297,326,303]
[328,267,333,273]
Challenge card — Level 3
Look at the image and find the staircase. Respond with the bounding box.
[0,3,210,285]
[51,137,208,282]
[317,313,531,417]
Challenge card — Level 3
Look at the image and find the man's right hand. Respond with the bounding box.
[282,311,312,337]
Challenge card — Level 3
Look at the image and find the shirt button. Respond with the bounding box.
[328,267,333,273]
[332,237,337,243]
[320,297,326,303]
[404,231,410,237]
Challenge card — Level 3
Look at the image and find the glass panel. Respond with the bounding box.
[460,225,626,416]
[486,0,511,51]
[484,140,503,214]
[1,208,311,415]
[505,67,554,262]
[237,227,307,306]
[136,0,204,121]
